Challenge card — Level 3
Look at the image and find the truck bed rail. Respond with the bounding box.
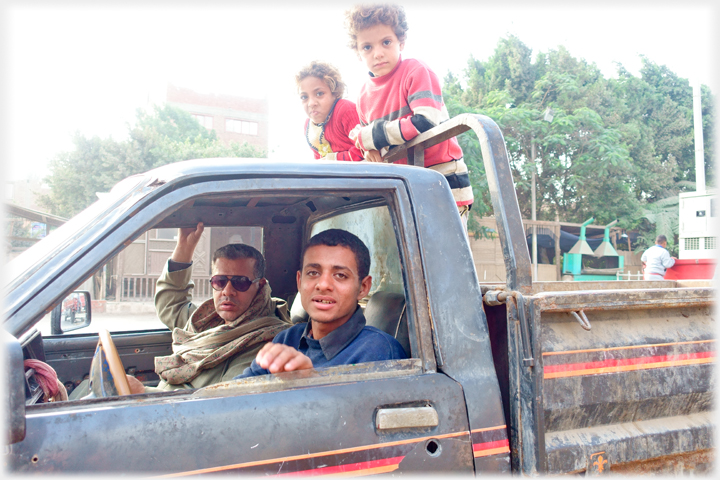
[383,113,533,294]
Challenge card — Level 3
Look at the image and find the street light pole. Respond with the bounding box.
[532,108,554,283]
[693,79,705,193]
[531,139,538,282]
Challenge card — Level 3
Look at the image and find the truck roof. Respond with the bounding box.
[136,157,440,184]
[4,158,454,333]
[8,158,443,274]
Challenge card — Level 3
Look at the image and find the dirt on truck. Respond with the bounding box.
[3,114,714,475]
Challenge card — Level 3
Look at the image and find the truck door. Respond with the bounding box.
[7,176,476,475]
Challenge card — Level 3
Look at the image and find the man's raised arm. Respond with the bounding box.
[171,222,205,264]
[155,222,205,330]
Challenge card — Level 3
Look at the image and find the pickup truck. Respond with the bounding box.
[3,114,714,475]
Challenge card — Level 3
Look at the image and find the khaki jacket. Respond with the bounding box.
[154,263,289,390]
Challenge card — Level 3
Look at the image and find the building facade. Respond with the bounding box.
[678,189,717,260]
[166,84,269,153]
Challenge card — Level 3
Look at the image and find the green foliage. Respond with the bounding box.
[40,105,266,217]
[443,35,714,238]
[633,195,680,256]
[483,36,536,105]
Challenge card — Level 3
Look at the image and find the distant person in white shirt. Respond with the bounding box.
[641,235,676,280]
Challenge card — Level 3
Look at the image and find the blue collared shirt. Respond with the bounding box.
[234,306,408,378]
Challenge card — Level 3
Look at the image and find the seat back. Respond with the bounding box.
[364,291,410,357]
[289,293,308,324]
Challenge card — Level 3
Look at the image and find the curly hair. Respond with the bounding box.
[344,4,408,51]
[295,61,346,99]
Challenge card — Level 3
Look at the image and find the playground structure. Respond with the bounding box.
[562,218,625,282]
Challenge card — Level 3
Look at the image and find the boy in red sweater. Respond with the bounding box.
[345,4,473,228]
[296,61,363,162]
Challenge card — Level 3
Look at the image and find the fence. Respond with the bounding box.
[121,275,213,302]
[616,272,644,281]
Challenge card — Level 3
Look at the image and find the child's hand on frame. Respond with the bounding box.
[348,124,361,141]
[364,150,383,162]
[354,124,374,151]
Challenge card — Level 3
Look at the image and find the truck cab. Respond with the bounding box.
[4,114,714,475]
[4,154,507,475]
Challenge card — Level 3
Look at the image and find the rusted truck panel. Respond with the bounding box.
[482,282,714,474]
[537,288,713,472]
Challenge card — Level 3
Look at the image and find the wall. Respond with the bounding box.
[166,84,269,153]
[469,217,643,283]
[469,217,562,283]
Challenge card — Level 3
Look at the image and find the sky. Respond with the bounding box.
[1,0,718,185]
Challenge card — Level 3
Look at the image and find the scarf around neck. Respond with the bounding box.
[154,282,289,385]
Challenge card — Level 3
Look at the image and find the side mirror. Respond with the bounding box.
[51,291,92,335]
[2,330,26,444]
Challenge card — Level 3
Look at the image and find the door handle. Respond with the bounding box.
[376,406,439,430]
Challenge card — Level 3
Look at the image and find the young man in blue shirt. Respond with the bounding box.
[235,229,407,378]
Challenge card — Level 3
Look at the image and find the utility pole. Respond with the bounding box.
[531,109,553,282]
[693,80,705,193]
[531,140,538,282]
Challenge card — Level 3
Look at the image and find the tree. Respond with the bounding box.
[604,57,715,200]
[633,195,681,257]
[447,38,636,227]
[40,105,266,218]
[39,134,133,219]
[443,36,714,236]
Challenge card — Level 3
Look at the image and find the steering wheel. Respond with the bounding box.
[88,328,131,397]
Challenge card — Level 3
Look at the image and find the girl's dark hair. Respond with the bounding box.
[295,61,346,98]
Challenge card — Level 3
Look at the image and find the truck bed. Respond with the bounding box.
[481,279,714,294]
[483,278,715,474]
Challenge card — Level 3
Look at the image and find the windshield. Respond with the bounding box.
[5,175,148,288]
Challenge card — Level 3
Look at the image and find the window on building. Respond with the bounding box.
[192,114,213,129]
[154,228,177,240]
[685,238,700,250]
[242,121,258,135]
[226,119,240,133]
[226,118,258,136]
[704,237,716,250]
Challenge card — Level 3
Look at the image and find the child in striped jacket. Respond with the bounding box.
[345,4,474,229]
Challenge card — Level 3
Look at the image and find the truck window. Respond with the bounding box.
[310,204,412,359]
[35,226,265,336]
[311,205,404,297]
[20,182,429,405]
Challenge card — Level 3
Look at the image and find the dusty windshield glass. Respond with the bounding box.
[5,175,147,286]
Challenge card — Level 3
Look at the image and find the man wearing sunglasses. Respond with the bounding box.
[235,228,407,379]
[152,222,291,391]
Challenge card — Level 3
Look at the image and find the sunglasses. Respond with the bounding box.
[209,275,261,292]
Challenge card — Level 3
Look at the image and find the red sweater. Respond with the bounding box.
[304,99,363,162]
[355,57,463,167]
